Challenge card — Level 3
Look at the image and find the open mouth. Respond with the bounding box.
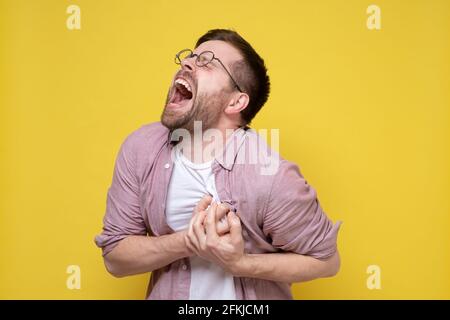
[168,77,194,108]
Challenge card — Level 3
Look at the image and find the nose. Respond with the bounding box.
[181,56,195,72]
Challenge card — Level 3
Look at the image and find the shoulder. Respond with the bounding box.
[118,121,170,172]
[231,129,310,221]
[124,121,169,147]
[236,128,286,178]
[238,128,311,196]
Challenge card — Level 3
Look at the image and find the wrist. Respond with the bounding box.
[230,254,251,277]
[178,230,194,258]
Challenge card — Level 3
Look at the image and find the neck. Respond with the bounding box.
[181,123,240,164]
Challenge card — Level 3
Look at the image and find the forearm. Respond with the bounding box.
[233,251,340,283]
[104,231,191,277]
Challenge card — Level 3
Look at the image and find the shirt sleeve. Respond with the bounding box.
[94,132,147,257]
[262,160,342,260]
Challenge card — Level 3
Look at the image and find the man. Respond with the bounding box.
[95,29,342,299]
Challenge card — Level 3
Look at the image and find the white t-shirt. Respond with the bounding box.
[165,146,236,300]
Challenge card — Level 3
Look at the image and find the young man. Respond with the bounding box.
[95,29,342,299]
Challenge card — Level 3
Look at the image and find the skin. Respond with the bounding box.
[104,196,229,277]
[104,40,340,283]
[161,40,249,134]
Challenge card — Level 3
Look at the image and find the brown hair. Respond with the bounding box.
[195,29,270,125]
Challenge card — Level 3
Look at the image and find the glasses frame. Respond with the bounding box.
[175,48,243,93]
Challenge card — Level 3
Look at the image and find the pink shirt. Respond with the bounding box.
[95,122,342,299]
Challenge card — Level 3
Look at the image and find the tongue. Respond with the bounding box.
[177,84,192,100]
[172,87,192,104]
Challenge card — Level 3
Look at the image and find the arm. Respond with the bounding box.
[238,161,342,283]
[232,250,340,283]
[95,129,224,278]
[104,195,227,278]
[104,231,190,278]
[187,202,340,283]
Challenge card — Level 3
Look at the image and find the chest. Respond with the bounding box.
[140,147,273,253]
[165,159,220,231]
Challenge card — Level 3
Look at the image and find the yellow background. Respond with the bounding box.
[1,0,449,299]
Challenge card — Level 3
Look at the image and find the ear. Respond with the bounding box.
[224,92,250,116]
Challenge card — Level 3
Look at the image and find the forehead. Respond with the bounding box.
[194,40,242,67]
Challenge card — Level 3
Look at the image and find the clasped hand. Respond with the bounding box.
[185,195,245,274]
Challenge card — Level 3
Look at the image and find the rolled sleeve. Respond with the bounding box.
[262,160,342,260]
[94,132,147,256]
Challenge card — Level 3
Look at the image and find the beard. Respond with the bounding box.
[161,86,226,132]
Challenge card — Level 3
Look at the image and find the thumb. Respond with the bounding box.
[195,194,213,212]
[227,211,242,243]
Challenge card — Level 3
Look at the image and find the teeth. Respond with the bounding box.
[175,78,192,93]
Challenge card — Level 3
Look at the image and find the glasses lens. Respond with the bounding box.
[196,51,214,67]
[175,49,193,64]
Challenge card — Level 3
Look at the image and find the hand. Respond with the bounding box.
[185,201,245,274]
[184,195,231,257]
[193,195,231,234]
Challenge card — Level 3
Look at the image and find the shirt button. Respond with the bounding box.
[164,163,170,169]
[181,264,187,270]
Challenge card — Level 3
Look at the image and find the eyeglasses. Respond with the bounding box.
[175,48,243,93]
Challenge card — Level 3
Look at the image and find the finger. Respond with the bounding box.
[216,218,230,235]
[216,202,231,235]
[188,211,200,249]
[185,233,199,255]
[193,210,208,245]
[205,202,219,241]
[216,202,230,220]
[228,211,243,245]
[195,194,213,213]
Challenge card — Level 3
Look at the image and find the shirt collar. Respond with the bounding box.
[214,126,249,171]
[166,125,249,171]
